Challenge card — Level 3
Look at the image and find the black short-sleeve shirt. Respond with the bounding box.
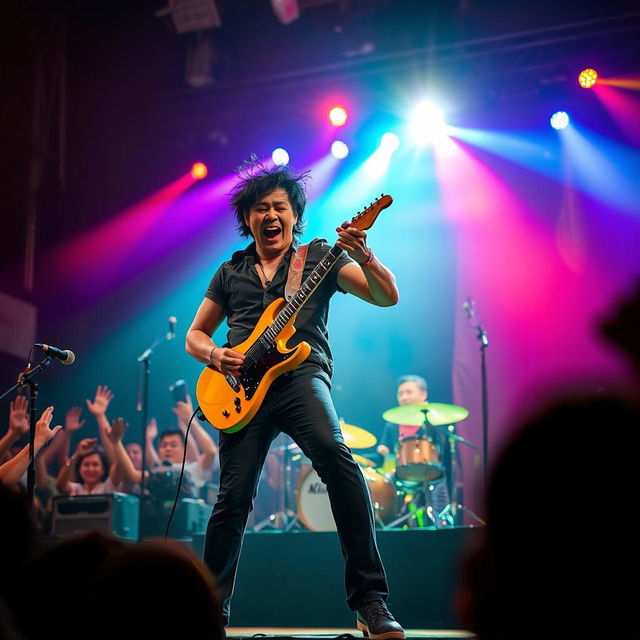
[205,239,354,377]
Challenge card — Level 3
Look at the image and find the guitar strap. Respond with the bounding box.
[284,243,309,301]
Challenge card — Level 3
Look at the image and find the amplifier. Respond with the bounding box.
[51,493,140,540]
[142,498,212,539]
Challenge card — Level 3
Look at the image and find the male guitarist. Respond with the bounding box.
[185,161,403,638]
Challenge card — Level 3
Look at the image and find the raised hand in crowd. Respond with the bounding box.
[0,395,30,461]
[104,418,127,446]
[86,385,116,462]
[172,394,218,472]
[172,397,201,463]
[0,406,62,487]
[9,395,29,437]
[85,385,115,417]
[105,417,145,486]
[144,417,161,468]
[66,406,86,432]
[76,437,98,457]
[39,405,86,473]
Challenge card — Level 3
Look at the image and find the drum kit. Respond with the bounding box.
[253,401,480,532]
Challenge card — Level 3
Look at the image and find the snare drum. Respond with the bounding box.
[396,436,443,483]
[296,464,398,531]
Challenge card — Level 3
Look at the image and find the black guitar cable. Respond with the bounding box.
[164,406,200,540]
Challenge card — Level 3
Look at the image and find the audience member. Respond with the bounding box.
[55,437,117,495]
[601,278,640,379]
[106,402,217,500]
[456,391,639,638]
[37,406,86,478]
[0,396,30,462]
[15,532,127,640]
[85,384,115,459]
[0,483,40,619]
[84,538,224,639]
[0,406,62,487]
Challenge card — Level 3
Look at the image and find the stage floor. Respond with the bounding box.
[209,527,482,629]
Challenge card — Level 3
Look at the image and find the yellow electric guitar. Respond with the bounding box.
[196,194,393,433]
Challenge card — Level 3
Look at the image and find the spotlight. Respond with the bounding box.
[550,111,570,130]
[272,148,290,166]
[331,140,349,159]
[329,106,348,127]
[191,162,208,180]
[578,68,598,89]
[408,101,446,144]
[380,132,400,152]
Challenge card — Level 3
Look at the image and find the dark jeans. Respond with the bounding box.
[202,364,389,621]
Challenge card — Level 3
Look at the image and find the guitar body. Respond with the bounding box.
[196,297,311,433]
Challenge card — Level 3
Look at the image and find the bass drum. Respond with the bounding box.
[296,464,398,531]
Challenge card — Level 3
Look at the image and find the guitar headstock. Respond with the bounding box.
[350,194,393,231]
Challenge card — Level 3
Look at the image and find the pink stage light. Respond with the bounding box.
[329,106,348,127]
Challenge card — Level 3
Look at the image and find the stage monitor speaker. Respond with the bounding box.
[51,493,139,540]
[142,498,212,539]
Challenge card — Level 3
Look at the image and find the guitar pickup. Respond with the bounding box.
[225,374,241,393]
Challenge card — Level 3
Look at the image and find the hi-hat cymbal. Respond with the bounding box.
[382,402,469,426]
[339,420,377,449]
[352,453,376,467]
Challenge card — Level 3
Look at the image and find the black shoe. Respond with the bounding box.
[356,600,405,640]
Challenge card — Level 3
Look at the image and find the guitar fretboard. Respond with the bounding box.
[244,244,343,362]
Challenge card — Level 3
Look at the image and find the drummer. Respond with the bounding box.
[376,375,450,521]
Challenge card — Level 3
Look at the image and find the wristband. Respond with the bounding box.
[209,346,219,365]
[361,249,374,267]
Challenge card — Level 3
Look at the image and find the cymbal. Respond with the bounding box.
[352,453,376,467]
[339,420,377,449]
[382,402,469,426]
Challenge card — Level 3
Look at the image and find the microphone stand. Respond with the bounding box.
[441,425,485,526]
[478,325,489,494]
[465,300,490,496]
[1,356,54,505]
[136,325,175,541]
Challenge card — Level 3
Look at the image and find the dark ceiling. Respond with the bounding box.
[77,1,640,89]
[0,0,638,295]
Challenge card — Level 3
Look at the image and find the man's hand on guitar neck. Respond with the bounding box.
[210,346,245,377]
[335,221,371,265]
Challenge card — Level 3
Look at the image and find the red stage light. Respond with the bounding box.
[191,162,208,180]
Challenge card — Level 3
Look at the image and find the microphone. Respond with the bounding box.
[34,343,76,365]
[166,316,177,341]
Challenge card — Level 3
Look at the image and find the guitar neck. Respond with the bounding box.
[263,244,343,341]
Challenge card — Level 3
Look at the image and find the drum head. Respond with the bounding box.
[296,466,337,532]
[396,462,443,483]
